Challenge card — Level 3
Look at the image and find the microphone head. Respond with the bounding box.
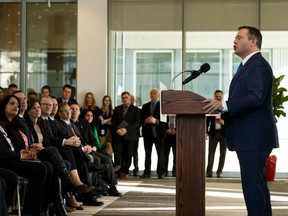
[200,63,210,73]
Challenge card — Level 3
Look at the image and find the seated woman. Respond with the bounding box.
[0,95,92,215]
[83,109,113,157]
[0,95,52,215]
[24,98,93,210]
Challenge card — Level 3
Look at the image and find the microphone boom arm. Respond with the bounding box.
[170,70,193,89]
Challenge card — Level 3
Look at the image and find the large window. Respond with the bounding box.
[0,1,77,97]
[109,0,288,173]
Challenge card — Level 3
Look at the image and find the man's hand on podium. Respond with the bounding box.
[202,98,223,114]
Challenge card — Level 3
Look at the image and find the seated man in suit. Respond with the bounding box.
[70,102,122,197]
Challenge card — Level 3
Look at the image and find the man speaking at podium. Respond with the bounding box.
[203,26,279,216]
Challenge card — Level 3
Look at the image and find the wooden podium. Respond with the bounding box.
[161,90,207,216]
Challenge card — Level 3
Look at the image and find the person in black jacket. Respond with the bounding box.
[111,91,141,179]
[0,95,50,215]
[140,88,166,179]
[206,90,227,178]
[70,103,122,197]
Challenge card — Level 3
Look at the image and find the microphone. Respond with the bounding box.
[182,63,210,85]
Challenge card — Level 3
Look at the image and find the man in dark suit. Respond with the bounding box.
[140,88,166,179]
[111,91,141,179]
[203,26,279,216]
[70,102,122,196]
[57,84,77,105]
[206,90,226,178]
[56,103,105,206]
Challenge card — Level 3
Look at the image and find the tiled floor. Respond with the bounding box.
[70,176,288,216]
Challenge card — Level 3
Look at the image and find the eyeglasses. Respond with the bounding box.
[60,109,71,113]
[8,101,19,106]
[41,103,52,107]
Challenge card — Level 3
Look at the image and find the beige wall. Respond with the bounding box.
[77,0,107,106]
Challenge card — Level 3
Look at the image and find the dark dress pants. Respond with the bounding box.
[206,130,227,174]
[1,161,48,215]
[0,168,18,216]
[164,134,176,175]
[112,137,135,175]
[57,146,78,170]
[90,151,117,188]
[0,176,8,216]
[70,146,91,186]
[143,136,165,175]
[237,149,272,216]
[133,139,139,171]
[0,168,18,207]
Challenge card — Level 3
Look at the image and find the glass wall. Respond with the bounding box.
[109,0,288,173]
[0,3,20,92]
[0,1,77,97]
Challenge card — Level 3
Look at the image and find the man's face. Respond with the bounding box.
[62,87,71,100]
[9,87,18,95]
[42,88,50,97]
[51,98,58,115]
[70,104,80,120]
[130,95,135,105]
[121,93,131,106]
[214,92,223,102]
[14,92,27,112]
[233,28,255,59]
[40,97,53,116]
[58,104,71,120]
[150,89,159,101]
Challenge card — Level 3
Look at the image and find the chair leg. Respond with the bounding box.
[16,182,21,216]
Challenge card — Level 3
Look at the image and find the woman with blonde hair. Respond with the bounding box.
[98,95,114,145]
[80,92,101,125]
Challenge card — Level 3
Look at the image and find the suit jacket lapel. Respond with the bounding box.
[229,53,261,96]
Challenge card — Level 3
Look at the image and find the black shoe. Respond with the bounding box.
[88,163,110,173]
[216,172,221,178]
[82,195,104,206]
[66,200,84,210]
[50,203,68,216]
[140,173,150,178]
[64,205,76,212]
[109,188,122,197]
[206,171,212,178]
[158,174,165,179]
[133,169,138,176]
[73,184,94,195]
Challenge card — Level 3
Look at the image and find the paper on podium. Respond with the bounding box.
[159,82,167,123]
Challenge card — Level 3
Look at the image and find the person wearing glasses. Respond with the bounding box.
[111,91,141,179]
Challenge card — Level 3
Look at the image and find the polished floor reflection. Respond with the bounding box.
[71,177,288,216]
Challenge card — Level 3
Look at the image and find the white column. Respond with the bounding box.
[77,0,107,106]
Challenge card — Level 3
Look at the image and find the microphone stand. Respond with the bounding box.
[169,70,192,90]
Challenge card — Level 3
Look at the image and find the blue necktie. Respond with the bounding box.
[150,102,156,115]
[235,62,244,75]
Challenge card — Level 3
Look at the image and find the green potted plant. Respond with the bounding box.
[273,74,288,122]
[266,74,288,181]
